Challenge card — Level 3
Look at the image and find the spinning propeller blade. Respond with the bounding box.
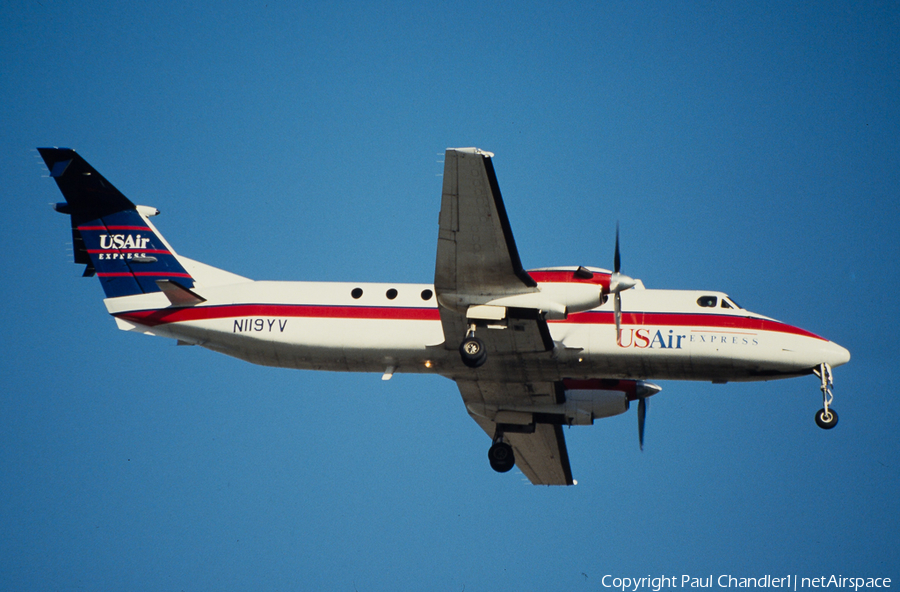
[637,397,648,451]
[614,289,622,344]
[614,223,622,274]
[609,223,635,344]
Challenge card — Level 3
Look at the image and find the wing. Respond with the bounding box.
[434,148,552,363]
[457,379,574,486]
[436,148,572,485]
[435,148,536,295]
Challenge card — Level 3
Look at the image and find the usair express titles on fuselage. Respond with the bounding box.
[616,328,759,349]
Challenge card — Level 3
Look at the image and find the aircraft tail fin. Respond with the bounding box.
[39,148,196,299]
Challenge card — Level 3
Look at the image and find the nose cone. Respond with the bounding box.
[825,341,851,368]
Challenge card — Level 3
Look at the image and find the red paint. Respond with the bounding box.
[98,272,193,278]
[529,270,611,290]
[560,311,824,340]
[117,304,443,327]
[87,249,171,254]
[633,328,651,347]
[115,301,824,341]
[78,225,152,231]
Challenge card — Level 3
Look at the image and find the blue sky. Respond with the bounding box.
[2,1,898,590]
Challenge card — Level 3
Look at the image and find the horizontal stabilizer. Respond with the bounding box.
[38,148,135,218]
[155,279,206,306]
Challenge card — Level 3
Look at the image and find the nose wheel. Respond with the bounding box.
[815,407,838,429]
[813,363,838,430]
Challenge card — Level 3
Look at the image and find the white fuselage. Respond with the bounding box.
[104,272,850,384]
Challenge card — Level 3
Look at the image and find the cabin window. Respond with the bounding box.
[351,288,363,299]
[697,296,717,308]
[421,289,433,301]
[386,288,398,300]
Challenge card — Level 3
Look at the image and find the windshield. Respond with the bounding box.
[723,296,742,309]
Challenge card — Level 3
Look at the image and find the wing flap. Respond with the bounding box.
[439,304,552,358]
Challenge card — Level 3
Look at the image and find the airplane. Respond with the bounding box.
[38,146,850,485]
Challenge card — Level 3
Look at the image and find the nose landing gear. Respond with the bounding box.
[813,363,838,429]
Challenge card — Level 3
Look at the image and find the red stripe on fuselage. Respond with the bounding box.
[117,304,444,327]
[114,302,823,340]
[561,310,825,340]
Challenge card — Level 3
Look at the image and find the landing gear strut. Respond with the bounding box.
[813,363,838,430]
[459,323,487,368]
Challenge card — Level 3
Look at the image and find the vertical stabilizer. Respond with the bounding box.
[39,148,196,298]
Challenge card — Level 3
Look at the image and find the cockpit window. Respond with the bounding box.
[721,299,734,309]
[725,297,742,309]
[697,296,718,308]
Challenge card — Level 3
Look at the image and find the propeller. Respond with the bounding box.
[609,224,636,344]
[632,381,660,451]
[637,397,648,451]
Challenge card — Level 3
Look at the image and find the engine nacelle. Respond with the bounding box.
[562,388,629,425]
[561,379,662,425]
[465,379,662,427]
[438,281,603,321]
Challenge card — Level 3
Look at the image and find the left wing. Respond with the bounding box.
[456,379,574,486]
[435,147,537,296]
[434,148,552,366]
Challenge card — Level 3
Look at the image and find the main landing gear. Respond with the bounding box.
[459,323,487,368]
[488,435,515,473]
[814,362,838,429]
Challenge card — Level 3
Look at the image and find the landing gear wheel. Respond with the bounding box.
[459,336,487,368]
[815,408,838,430]
[813,363,838,430]
[488,442,515,473]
